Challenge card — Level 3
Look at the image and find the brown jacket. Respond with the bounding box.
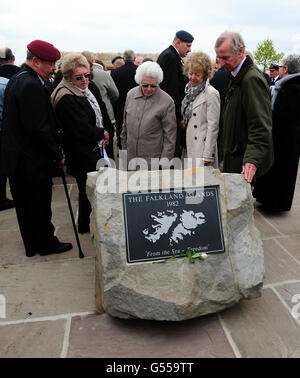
[121,86,177,169]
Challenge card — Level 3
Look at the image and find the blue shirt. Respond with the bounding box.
[0,76,9,119]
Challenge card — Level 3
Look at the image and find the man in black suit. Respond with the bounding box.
[1,40,73,257]
[111,50,137,148]
[157,30,194,158]
[269,63,280,85]
[0,47,20,79]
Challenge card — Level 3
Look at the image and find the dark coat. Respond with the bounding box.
[220,56,274,178]
[53,90,104,177]
[111,62,137,126]
[0,64,20,79]
[157,45,189,122]
[210,67,230,101]
[253,74,300,211]
[1,65,63,181]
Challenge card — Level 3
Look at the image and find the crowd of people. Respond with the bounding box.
[0,30,299,257]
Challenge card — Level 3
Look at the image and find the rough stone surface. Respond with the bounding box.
[87,167,264,321]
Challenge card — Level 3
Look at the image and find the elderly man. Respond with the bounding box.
[0,47,20,79]
[1,40,73,257]
[215,31,273,183]
[157,30,194,158]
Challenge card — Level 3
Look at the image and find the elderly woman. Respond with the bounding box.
[182,52,220,167]
[51,53,109,233]
[121,61,177,170]
[254,54,300,212]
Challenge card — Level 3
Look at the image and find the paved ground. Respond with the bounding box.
[0,170,299,358]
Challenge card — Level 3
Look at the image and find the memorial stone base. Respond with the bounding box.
[86,167,265,321]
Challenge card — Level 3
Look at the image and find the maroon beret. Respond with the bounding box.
[27,40,61,61]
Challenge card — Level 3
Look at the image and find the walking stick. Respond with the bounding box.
[59,164,85,259]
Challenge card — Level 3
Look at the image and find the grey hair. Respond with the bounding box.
[81,51,94,63]
[123,49,135,61]
[215,31,245,54]
[280,54,300,74]
[135,61,164,84]
[245,50,254,62]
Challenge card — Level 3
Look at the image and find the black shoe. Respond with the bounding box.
[0,199,15,211]
[26,251,37,257]
[39,242,73,256]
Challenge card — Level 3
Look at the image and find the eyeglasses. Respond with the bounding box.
[75,73,90,81]
[279,66,287,68]
[141,84,158,88]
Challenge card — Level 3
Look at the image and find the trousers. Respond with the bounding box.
[9,176,59,256]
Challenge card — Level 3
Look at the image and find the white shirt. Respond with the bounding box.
[232,57,247,77]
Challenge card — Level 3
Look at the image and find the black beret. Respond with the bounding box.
[111,56,123,64]
[269,63,279,71]
[27,40,61,61]
[176,30,194,43]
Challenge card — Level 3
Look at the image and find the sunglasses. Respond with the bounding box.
[75,73,90,81]
[141,84,158,88]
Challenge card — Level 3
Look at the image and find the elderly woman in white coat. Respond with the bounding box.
[121,61,177,170]
[182,52,220,167]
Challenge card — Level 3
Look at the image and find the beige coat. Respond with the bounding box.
[121,86,177,169]
[186,81,220,167]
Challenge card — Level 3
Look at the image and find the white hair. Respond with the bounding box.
[135,61,164,84]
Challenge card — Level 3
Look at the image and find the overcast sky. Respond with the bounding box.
[1,0,300,65]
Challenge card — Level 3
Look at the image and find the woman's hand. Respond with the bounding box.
[104,131,110,147]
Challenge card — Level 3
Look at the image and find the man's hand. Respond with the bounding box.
[180,120,185,128]
[242,163,257,183]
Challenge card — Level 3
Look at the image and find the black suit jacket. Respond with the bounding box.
[1,65,63,180]
[111,62,137,125]
[157,45,188,122]
[210,67,230,101]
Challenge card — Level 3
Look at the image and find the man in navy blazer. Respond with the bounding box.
[157,30,194,158]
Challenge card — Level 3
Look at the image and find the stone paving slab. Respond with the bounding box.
[253,210,281,239]
[263,239,300,285]
[0,258,95,322]
[0,319,66,358]
[275,282,300,314]
[258,208,300,236]
[276,235,300,262]
[67,313,235,358]
[219,288,300,358]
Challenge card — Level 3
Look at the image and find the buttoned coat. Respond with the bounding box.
[121,86,177,168]
[157,45,188,122]
[186,81,220,167]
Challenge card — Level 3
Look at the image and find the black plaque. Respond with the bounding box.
[122,187,225,263]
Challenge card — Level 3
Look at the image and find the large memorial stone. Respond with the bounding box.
[86,167,264,321]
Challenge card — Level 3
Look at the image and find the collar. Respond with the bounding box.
[232,56,246,77]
